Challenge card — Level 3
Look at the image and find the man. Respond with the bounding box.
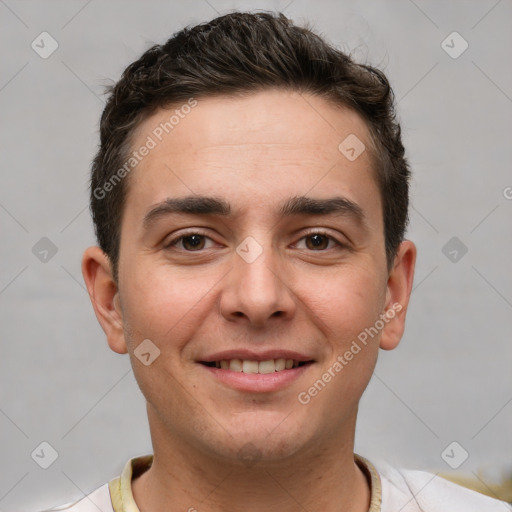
[48,11,510,512]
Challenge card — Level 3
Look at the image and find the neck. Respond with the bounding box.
[132,409,370,512]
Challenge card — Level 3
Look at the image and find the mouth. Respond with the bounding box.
[199,358,314,374]
[197,350,316,392]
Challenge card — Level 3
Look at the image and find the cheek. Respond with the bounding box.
[119,264,207,410]
[120,261,220,347]
[303,263,386,342]
[299,270,382,417]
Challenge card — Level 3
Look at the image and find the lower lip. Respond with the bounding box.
[199,363,313,392]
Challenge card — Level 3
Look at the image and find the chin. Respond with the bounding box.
[203,414,315,465]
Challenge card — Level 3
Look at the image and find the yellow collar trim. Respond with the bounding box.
[355,453,383,512]
[109,454,153,512]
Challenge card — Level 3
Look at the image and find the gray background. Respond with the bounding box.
[1,0,511,510]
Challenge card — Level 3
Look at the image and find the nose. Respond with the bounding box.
[219,238,296,328]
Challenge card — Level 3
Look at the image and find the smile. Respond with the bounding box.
[198,357,315,393]
[200,358,312,374]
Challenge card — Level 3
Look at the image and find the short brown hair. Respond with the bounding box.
[90,11,410,281]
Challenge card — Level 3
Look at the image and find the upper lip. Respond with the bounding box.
[198,349,314,363]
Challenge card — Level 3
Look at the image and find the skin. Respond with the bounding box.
[82,89,416,512]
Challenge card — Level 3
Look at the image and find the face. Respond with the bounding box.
[84,89,415,465]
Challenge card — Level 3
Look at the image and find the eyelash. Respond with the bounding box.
[164,229,346,252]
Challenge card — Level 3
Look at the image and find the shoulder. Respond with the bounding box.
[38,483,113,512]
[376,462,512,512]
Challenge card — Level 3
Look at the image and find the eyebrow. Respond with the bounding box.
[143,194,368,229]
[143,196,231,229]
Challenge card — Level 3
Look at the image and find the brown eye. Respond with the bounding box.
[305,233,331,250]
[179,234,206,251]
[165,232,215,251]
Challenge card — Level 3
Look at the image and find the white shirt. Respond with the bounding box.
[41,454,512,512]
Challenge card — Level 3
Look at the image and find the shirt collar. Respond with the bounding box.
[109,454,153,512]
[109,453,382,512]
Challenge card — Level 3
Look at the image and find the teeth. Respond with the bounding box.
[229,359,243,372]
[275,358,286,371]
[242,360,259,374]
[214,358,302,373]
[258,360,276,374]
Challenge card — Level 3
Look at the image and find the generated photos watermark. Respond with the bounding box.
[298,302,402,405]
[93,97,198,200]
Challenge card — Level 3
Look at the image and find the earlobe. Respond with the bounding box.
[81,246,128,354]
[379,240,417,351]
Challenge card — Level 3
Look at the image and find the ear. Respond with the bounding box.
[379,240,417,351]
[81,246,128,354]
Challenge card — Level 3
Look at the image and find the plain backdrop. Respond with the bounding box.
[0,0,511,510]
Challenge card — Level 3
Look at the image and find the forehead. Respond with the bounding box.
[124,89,381,226]
[133,89,372,151]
